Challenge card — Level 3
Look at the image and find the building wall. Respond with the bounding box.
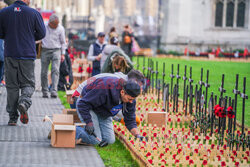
[161,0,250,52]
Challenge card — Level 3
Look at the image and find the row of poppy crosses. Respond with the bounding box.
[113,95,249,167]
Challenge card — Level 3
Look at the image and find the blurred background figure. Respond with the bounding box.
[108,27,118,44]
[121,25,134,59]
[87,32,107,76]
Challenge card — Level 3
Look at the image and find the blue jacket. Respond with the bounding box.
[0,1,46,60]
[77,77,137,131]
[0,39,3,62]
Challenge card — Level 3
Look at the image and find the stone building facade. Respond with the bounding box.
[161,0,250,52]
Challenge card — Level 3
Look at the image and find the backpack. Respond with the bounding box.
[124,35,131,44]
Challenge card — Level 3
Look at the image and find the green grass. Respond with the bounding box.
[57,91,139,167]
[133,56,250,127]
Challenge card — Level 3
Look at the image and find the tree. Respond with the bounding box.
[4,0,15,6]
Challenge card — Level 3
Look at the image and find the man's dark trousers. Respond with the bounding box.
[4,57,35,120]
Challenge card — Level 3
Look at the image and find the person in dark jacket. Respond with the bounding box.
[121,25,134,58]
[0,0,46,126]
[76,77,146,145]
[87,32,106,76]
[58,49,73,91]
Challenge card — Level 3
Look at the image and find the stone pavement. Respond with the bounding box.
[0,81,104,166]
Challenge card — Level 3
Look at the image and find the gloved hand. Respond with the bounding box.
[135,134,148,142]
[85,122,94,135]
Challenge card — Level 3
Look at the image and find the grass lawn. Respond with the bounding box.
[133,56,250,127]
[57,91,139,167]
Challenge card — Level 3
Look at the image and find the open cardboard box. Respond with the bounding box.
[66,90,75,104]
[147,112,167,127]
[51,114,76,148]
[62,109,81,123]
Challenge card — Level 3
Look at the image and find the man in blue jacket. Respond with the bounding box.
[76,78,146,145]
[0,0,46,126]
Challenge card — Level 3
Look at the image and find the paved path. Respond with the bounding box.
[0,62,104,167]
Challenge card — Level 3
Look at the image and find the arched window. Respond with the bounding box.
[215,0,224,27]
[237,0,246,27]
[226,0,234,27]
[214,0,247,28]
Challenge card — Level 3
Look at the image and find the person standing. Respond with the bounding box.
[0,0,46,125]
[41,14,66,98]
[87,32,106,76]
[121,25,134,58]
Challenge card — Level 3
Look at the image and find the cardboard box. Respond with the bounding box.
[62,109,81,123]
[51,114,76,148]
[147,112,167,127]
[66,90,75,104]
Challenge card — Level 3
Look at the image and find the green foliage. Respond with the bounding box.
[57,91,138,167]
[134,57,250,126]
[96,140,139,167]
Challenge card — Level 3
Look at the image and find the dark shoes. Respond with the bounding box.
[42,93,49,98]
[8,119,17,126]
[18,103,29,124]
[51,92,57,98]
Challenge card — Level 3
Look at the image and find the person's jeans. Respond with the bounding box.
[0,61,4,82]
[41,48,61,95]
[76,98,115,145]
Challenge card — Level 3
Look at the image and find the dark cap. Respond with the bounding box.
[110,37,119,45]
[123,80,141,98]
[98,32,105,37]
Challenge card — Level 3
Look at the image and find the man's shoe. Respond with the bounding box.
[8,119,17,126]
[18,103,29,124]
[42,93,49,98]
[51,92,57,98]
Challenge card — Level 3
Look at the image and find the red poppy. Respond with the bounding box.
[217,155,221,161]
[194,149,198,153]
[137,107,141,111]
[195,135,199,140]
[203,160,208,166]
[153,133,157,137]
[114,124,117,128]
[173,154,177,159]
[186,156,190,160]
[86,67,92,73]
[165,148,169,153]
[154,108,157,111]
[223,145,227,150]
[153,147,157,150]
[159,153,164,158]
[177,118,181,122]
[187,143,190,148]
[243,157,248,161]
[237,130,241,135]
[175,159,179,164]
[230,156,234,162]
[177,149,182,154]
[207,149,211,153]
[78,66,84,73]
[220,150,224,155]
[215,129,218,133]
[121,131,125,135]
[168,118,172,122]
[161,159,166,164]
[130,140,134,144]
[146,108,148,111]
[162,127,166,131]
[146,152,151,157]
[143,132,147,137]
[205,136,210,140]
[227,106,235,118]
[214,104,220,110]
[233,150,237,156]
[221,161,226,167]
[246,151,249,156]
[144,97,147,100]
[189,160,194,165]
[235,162,239,167]
[173,134,177,138]
[117,128,121,131]
[211,144,215,149]
[142,141,146,146]
[140,146,145,150]
[148,159,153,164]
